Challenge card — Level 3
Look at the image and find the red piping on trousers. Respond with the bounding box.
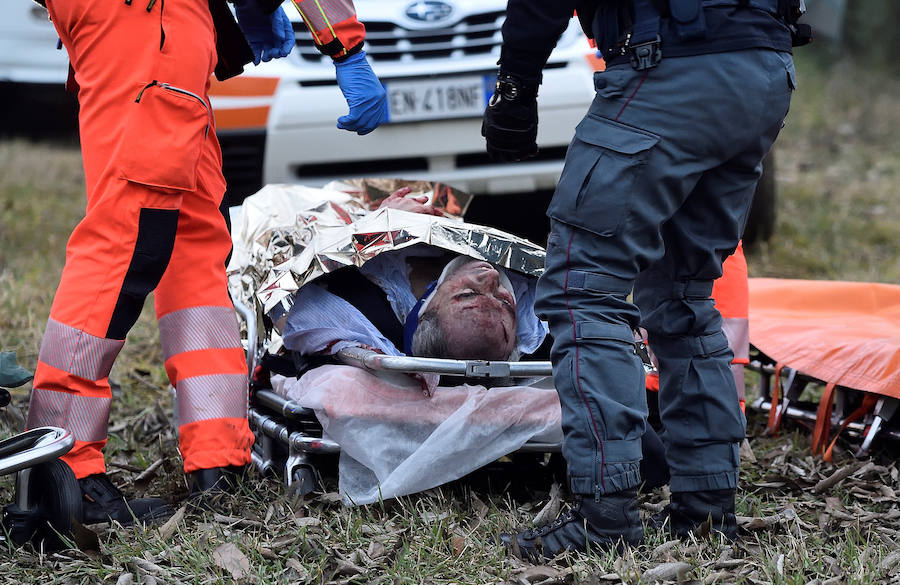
[564,231,606,492]
[615,71,649,121]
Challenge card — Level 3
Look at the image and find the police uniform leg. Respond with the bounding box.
[518,50,794,556]
[631,50,794,538]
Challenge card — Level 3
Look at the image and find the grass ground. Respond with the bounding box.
[1,51,898,584]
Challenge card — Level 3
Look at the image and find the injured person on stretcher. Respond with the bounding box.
[228,181,669,505]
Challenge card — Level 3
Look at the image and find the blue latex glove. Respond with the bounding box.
[333,51,388,135]
[233,0,294,66]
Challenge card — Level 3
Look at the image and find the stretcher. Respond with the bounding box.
[221,180,591,503]
[235,301,571,501]
[746,278,900,460]
[1,384,80,549]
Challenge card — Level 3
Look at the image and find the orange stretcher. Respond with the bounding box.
[748,278,900,460]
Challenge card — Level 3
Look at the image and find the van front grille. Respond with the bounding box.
[292,11,505,64]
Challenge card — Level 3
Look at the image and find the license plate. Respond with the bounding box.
[385,75,495,123]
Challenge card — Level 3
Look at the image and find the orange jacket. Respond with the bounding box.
[289,0,366,60]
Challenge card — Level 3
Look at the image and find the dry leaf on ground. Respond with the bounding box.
[213,542,250,580]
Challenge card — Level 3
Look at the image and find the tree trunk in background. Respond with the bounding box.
[842,0,900,75]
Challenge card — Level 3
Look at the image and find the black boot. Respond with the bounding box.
[500,489,643,562]
[79,474,173,526]
[187,466,247,505]
[655,489,738,541]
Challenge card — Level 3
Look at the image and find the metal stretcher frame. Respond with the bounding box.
[748,354,900,458]
[0,428,74,495]
[0,426,78,548]
[235,301,563,494]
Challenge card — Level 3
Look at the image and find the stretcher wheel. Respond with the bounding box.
[25,459,82,550]
[290,466,317,497]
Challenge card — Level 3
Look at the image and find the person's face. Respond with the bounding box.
[429,260,517,359]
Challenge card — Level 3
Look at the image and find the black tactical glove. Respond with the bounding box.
[482,73,539,162]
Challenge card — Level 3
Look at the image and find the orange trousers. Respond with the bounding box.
[27,0,253,478]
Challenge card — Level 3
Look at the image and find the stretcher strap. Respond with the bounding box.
[811,382,837,456]
[822,393,878,463]
[766,362,785,434]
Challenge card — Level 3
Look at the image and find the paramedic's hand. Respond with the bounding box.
[378,187,443,216]
[482,73,539,162]
[334,51,388,135]
[233,0,294,65]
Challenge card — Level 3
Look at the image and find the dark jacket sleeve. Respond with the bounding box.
[210,0,255,81]
[498,0,581,85]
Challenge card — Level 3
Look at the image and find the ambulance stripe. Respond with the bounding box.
[159,306,242,361]
[39,319,124,381]
[176,373,248,425]
[27,388,110,443]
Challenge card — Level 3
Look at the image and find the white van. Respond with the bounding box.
[2,0,788,243]
[208,1,597,202]
[4,1,595,203]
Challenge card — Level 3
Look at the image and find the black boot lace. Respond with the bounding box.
[523,507,579,540]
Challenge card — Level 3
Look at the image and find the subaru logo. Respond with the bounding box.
[404,0,453,24]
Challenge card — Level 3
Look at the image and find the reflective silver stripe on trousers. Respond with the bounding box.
[39,318,125,381]
[159,306,241,361]
[27,388,111,443]
[722,317,750,361]
[176,373,248,426]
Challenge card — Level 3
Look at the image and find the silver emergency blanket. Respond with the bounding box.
[227,180,545,352]
[271,366,563,506]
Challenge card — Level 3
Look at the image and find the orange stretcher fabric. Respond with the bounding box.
[749,278,900,399]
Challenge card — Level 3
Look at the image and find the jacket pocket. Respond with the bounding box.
[548,114,658,237]
[115,81,212,192]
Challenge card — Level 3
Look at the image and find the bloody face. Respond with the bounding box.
[428,260,517,360]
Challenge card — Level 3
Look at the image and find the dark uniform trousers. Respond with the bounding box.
[535,49,796,497]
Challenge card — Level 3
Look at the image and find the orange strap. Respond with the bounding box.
[766,362,785,434]
[822,393,879,462]
[811,382,837,455]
